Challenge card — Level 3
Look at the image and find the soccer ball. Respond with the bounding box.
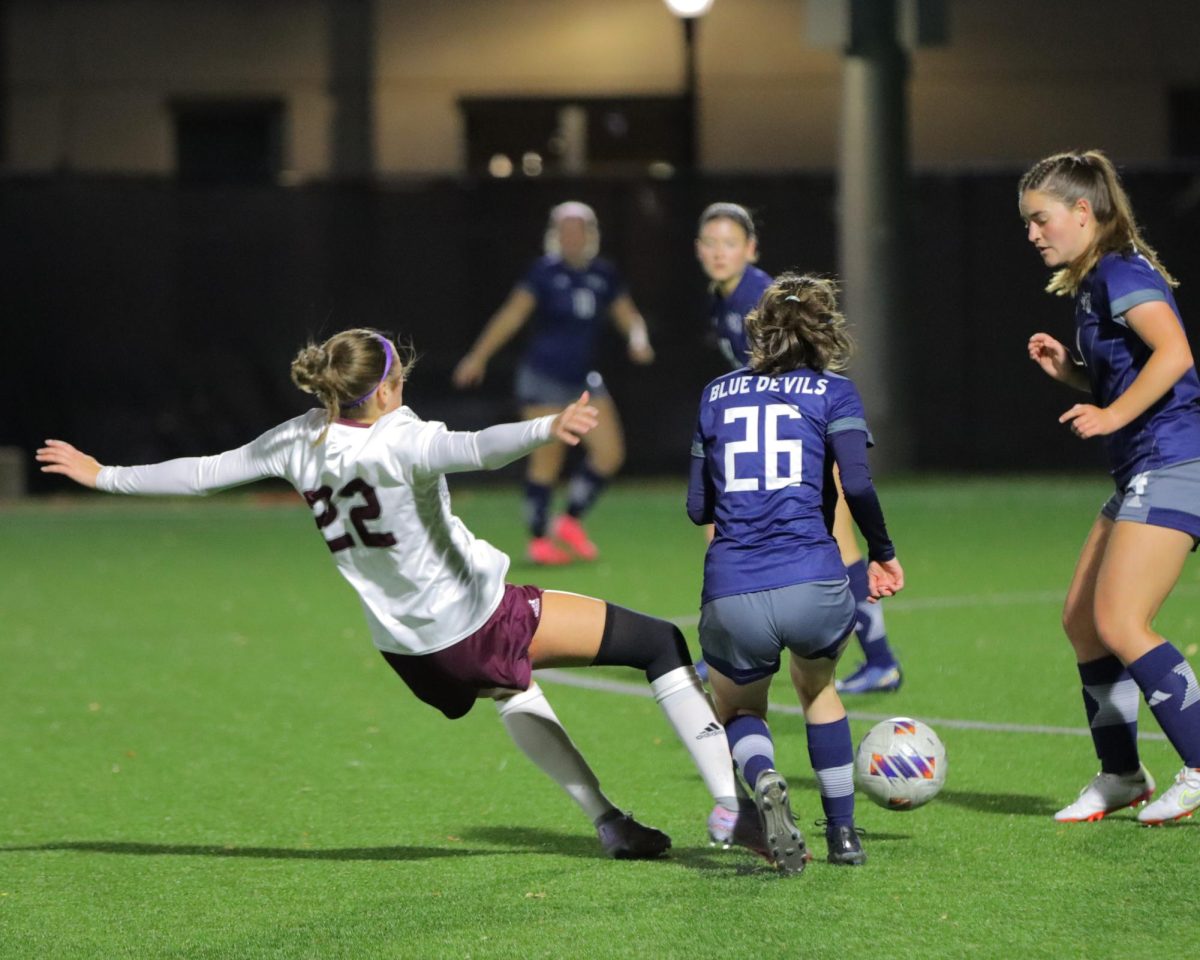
[854,717,947,811]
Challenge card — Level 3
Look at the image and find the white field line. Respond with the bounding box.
[534,668,1168,741]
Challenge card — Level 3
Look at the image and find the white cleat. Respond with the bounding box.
[1054,765,1156,822]
[1137,767,1200,825]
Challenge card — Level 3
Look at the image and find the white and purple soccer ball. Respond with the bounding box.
[854,717,947,811]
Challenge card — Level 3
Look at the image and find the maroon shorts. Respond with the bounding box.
[380,584,544,720]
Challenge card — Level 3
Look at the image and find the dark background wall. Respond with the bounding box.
[7,168,1199,491]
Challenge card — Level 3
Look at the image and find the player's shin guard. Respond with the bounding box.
[1127,643,1200,767]
[494,683,616,822]
[806,717,856,828]
[593,604,738,805]
[1079,655,1141,773]
[565,462,608,519]
[651,666,739,805]
[726,714,775,792]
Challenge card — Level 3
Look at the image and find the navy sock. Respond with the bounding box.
[846,559,896,668]
[726,715,775,791]
[1078,655,1140,774]
[1126,643,1200,767]
[806,717,855,828]
[566,463,608,519]
[524,481,552,538]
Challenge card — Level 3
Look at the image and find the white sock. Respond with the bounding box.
[495,683,615,823]
[650,665,739,805]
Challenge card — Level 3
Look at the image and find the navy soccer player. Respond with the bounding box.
[39,327,752,859]
[1021,150,1200,824]
[688,273,904,872]
[695,202,905,694]
[453,201,654,565]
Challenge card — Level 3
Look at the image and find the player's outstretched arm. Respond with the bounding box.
[426,393,600,474]
[36,440,103,489]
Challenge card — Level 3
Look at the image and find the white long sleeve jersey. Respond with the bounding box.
[97,407,555,655]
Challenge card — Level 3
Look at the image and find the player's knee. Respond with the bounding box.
[1061,599,1094,647]
[1092,601,1145,656]
[593,603,691,681]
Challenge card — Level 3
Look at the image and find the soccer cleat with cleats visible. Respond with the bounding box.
[818,820,867,866]
[552,515,599,561]
[595,811,671,859]
[1137,767,1200,825]
[835,662,903,694]
[1054,764,1156,822]
[707,802,769,857]
[527,536,573,566]
[753,771,808,875]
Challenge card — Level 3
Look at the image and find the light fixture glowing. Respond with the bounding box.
[662,0,714,17]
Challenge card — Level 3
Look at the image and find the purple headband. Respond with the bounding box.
[344,336,396,408]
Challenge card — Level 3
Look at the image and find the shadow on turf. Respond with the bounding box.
[786,773,1061,819]
[933,789,1061,817]
[0,841,492,861]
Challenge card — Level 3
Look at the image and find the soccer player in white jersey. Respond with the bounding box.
[38,327,760,859]
[688,274,904,871]
[1021,150,1200,824]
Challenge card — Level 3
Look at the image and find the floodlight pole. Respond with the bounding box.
[682,15,698,171]
[664,0,714,173]
[838,0,911,469]
[328,0,376,180]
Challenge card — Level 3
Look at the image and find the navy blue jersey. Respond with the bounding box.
[688,368,874,603]
[708,265,773,368]
[1075,251,1200,488]
[518,255,626,383]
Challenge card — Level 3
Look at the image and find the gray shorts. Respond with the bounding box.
[1100,458,1200,542]
[515,364,609,406]
[699,579,856,685]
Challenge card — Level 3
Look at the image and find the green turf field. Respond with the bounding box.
[3,477,1197,959]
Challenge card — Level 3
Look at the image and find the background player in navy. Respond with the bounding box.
[453,201,654,565]
[38,327,750,860]
[1022,150,1200,824]
[695,202,905,694]
[688,272,905,872]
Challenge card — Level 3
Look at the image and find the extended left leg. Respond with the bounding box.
[532,592,740,814]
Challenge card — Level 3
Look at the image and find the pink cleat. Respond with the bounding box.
[553,515,598,561]
[527,536,573,566]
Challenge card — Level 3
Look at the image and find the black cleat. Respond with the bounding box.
[823,822,867,866]
[754,771,808,875]
[595,811,671,859]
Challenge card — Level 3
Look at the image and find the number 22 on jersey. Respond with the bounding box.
[303,478,397,552]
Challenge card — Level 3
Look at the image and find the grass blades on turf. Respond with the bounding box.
[2,477,1197,959]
